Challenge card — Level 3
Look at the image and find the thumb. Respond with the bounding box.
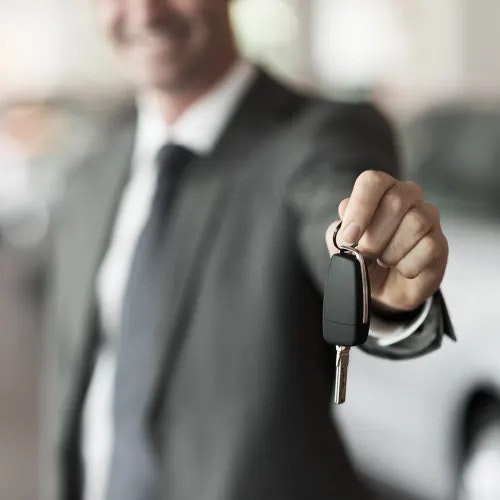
[338,198,349,220]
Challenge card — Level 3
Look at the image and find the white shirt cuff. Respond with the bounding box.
[368,296,433,347]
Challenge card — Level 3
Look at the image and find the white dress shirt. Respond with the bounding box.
[82,59,258,500]
[81,59,431,500]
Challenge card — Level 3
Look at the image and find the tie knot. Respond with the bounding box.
[156,143,195,178]
[153,143,195,211]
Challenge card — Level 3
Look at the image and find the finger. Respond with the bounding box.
[338,198,349,219]
[395,231,448,280]
[340,170,397,245]
[395,244,447,310]
[378,203,438,267]
[325,220,342,257]
[355,181,424,258]
[373,264,442,311]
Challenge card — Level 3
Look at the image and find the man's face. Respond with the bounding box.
[98,0,233,91]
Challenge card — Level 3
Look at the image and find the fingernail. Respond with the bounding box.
[342,223,360,245]
[376,258,390,269]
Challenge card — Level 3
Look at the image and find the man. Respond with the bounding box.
[41,1,454,499]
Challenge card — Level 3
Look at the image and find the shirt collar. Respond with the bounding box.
[134,59,257,165]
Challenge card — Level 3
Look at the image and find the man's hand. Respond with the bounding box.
[325,170,448,313]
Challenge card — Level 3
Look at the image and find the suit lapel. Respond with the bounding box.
[147,71,303,433]
[61,108,137,441]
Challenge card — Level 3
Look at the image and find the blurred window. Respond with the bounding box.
[404,105,500,219]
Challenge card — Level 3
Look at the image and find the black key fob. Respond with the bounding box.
[323,249,371,346]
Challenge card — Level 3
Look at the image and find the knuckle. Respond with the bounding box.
[421,236,441,262]
[426,203,441,223]
[435,234,449,264]
[406,209,429,236]
[383,191,405,216]
[358,169,387,190]
[405,180,423,199]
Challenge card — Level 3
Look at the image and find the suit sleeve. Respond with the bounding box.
[285,101,455,359]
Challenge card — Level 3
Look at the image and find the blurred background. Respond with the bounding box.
[1,0,500,499]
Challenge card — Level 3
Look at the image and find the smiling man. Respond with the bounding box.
[41,1,454,500]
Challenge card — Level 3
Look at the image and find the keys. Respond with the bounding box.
[323,222,371,404]
[334,345,350,406]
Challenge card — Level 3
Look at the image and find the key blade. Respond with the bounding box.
[333,346,350,404]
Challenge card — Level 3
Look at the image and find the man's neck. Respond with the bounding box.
[152,51,240,125]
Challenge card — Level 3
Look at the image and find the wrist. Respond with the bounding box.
[371,299,425,322]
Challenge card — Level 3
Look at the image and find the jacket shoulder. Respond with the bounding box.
[295,93,395,146]
[260,71,395,155]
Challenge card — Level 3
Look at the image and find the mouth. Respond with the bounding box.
[127,22,189,48]
[128,31,189,58]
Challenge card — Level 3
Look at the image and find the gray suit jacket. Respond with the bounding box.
[41,70,454,500]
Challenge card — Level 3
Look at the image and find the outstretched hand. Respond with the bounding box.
[326,170,448,313]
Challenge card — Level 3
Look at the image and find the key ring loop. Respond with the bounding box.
[332,220,358,252]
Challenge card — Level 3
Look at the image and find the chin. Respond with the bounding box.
[137,61,201,93]
[129,58,173,87]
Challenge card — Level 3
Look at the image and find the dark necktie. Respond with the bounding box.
[106,144,195,500]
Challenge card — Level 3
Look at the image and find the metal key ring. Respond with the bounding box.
[332,220,358,252]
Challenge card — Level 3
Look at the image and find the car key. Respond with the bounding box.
[323,221,371,404]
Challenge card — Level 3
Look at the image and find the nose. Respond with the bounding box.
[128,0,173,28]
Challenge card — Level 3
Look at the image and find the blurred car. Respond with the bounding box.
[334,104,500,500]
